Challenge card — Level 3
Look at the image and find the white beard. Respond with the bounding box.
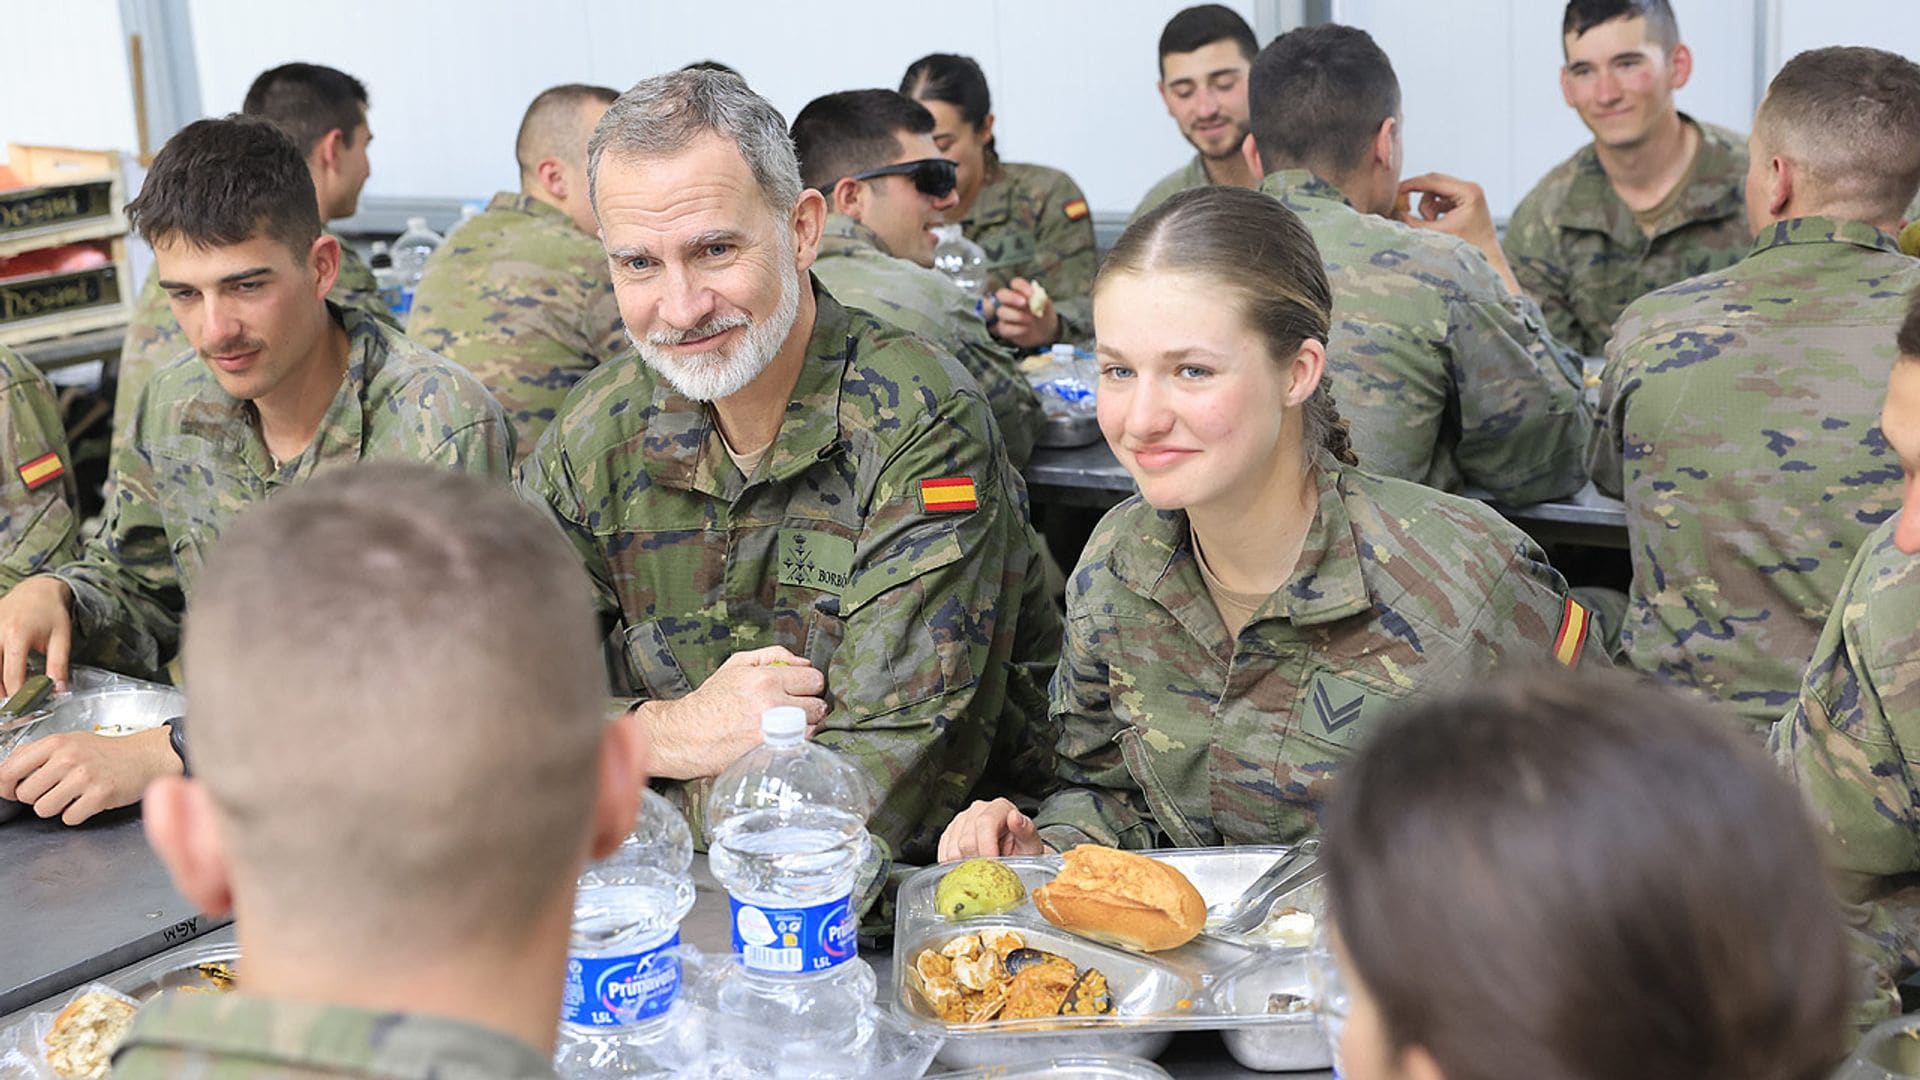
[632,258,803,402]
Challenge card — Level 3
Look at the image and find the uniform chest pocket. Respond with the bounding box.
[1288,669,1407,758]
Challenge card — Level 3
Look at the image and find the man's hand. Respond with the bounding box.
[1396,172,1523,296]
[938,797,1051,861]
[0,575,73,694]
[637,646,827,781]
[0,726,180,825]
[987,278,1061,350]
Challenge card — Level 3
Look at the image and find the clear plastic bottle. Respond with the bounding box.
[554,788,705,1078]
[706,707,878,1070]
[930,223,988,299]
[368,240,405,319]
[387,216,443,320]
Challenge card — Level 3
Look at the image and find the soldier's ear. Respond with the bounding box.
[1667,42,1693,90]
[1284,338,1327,408]
[308,233,342,301]
[830,176,864,218]
[790,187,827,272]
[143,777,236,918]
[1240,132,1261,180]
[589,712,645,861]
[535,159,569,202]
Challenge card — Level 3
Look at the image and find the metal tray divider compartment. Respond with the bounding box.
[893,846,1333,1071]
[110,941,241,1002]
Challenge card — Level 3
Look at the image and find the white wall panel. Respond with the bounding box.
[1,0,141,153]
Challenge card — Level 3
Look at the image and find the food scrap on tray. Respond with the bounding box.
[909,930,1115,1024]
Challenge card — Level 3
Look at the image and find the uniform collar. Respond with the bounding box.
[1747,215,1903,259]
[487,189,574,226]
[1559,114,1745,240]
[1258,169,1355,210]
[819,212,890,259]
[640,277,852,498]
[116,990,554,1080]
[1107,461,1376,646]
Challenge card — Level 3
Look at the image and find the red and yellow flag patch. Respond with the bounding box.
[919,477,978,513]
[1062,197,1089,221]
[1552,596,1592,667]
[17,451,62,492]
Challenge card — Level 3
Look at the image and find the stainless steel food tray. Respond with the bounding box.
[0,678,185,824]
[925,1054,1174,1078]
[892,846,1331,1072]
[110,941,239,1001]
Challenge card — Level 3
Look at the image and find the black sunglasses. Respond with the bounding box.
[847,157,958,199]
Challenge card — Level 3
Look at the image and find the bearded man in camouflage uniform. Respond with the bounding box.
[117,63,397,452]
[791,88,1041,468]
[1592,46,1920,735]
[0,118,510,827]
[1503,0,1751,358]
[407,83,628,460]
[519,70,1059,870]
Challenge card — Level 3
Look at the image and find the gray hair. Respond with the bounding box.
[588,69,803,218]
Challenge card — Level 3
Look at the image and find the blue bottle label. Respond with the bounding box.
[729,894,857,974]
[561,930,681,1027]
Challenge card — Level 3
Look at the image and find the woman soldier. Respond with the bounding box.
[902,53,1097,350]
[940,186,1604,860]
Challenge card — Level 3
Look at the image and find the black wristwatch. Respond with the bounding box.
[161,716,189,777]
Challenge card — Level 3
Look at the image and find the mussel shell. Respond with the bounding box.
[1003,947,1075,975]
[1060,968,1113,1016]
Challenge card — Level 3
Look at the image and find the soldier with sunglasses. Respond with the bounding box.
[792,89,1042,467]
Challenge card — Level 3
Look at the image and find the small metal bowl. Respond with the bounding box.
[0,683,185,823]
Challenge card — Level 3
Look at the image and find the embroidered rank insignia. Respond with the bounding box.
[919,477,978,513]
[1062,197,1089,221]
[1553,596,1592,667]
[17,451,63,492]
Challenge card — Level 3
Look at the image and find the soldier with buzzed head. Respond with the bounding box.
[117,62,397,452]
[791,88,1042,467]
[407,83,629,459]
[518,70,1059,871]
[0,117,510,825]
[1593,46,1920,736]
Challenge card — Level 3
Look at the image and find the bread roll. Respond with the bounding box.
[44,989,138,1079]
[1032,845,1205,952]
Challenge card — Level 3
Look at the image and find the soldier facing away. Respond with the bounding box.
[116,62,398,453]
[112,465,642,1079]
[902,53,1100,350]
[1591,46,1920,735]
[791,88,1042,467]
[940,188,1603,862]
[0,117,511,825]
[1245,25,1593,506]
[1504,0,1751,358]
[407,83,629,460]
[1772,288,1920,1028]
[518,70,1059,873]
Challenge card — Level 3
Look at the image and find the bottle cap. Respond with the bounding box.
[761,706,807,740]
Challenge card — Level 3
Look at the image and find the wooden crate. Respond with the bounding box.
[0,236,133,347]
[0,144,127,258]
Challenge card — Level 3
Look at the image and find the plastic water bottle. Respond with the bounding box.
[931,224,988,299]
[387,216,442,320]
[555,788,705,1078]
[706,707,878,1068]
[369,240,405,318]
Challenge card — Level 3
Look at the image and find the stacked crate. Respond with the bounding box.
[0,144,132,348]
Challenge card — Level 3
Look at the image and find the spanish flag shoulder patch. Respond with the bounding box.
[1552,596,1592,668]
[1062,197,1089,221]
[919,476,978,513]
[18,451,63,493]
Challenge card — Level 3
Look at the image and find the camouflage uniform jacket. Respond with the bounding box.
[407,192,627,460]
[1591,216,1917,733]
[115,236,395,454]
[0,347,79,589]
[55,305,513,680]
[1772,516,1920,1026]
[112,990,555,1079]
[962,160,1098,346]
[1259,170,1592,505]
[519,281,1061,866]
[1504,116,1750,357]
[1032,460,1603,851]
[1130,154,1211,223]
[813,212,1042,468]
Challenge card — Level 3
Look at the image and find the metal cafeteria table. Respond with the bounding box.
[1027,439,1628,549]
[1,847,1329,1078]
